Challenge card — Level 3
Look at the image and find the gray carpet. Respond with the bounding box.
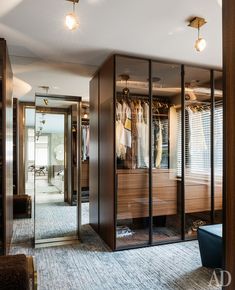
[35,202,77,239]
[12,202,89,244]
[11,204,221,290]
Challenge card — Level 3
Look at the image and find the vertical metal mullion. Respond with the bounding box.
[113,56,117,250]
[149,60,153,245]
[211,70,215,224]
[98,72,100,234]
[181,65,186,241]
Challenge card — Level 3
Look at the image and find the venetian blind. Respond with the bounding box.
[185,106,211,175]
[176,103,223,177]
[214,100,223,177]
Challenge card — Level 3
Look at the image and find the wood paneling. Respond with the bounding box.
[117,170,223,220]
[223,0,235,287]
[89,73,100,233]
[81,160,89,188]
[13,98,19,195]
[0,39,13,254]
[117,170,177,219]
[18,102,34,195]
[99,57,115,250]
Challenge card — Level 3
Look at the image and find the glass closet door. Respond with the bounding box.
[184,67,212,239]
[115,56,150,248]
[151,62,182,243]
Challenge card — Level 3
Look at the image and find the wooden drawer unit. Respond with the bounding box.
[117,169,178,219]
[177,179,223,213]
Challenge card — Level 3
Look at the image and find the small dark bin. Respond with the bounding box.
[13,195,32,219]
[0,254,30,290]
[198,224,222,268]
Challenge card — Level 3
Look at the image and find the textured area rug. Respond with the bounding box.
[11,225,221,290]
[35,202,77,239]
[12,202,89,244]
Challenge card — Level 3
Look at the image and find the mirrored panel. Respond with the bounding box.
[151,62,182,243]
[25,108,35,202]
[184,67,212,239]
[115,56,150,248]
[35,95,81,245]
[214,71,223,224]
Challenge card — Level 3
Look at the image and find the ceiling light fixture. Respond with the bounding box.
[83,107,88,119]
[120,74,130,97]
[65,0,79,31]
[43,98,49,106]
[188,17,207,52]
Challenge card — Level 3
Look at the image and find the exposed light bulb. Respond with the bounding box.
[65,12,79,30]
[83,113,88,119]
[195,37,207,52]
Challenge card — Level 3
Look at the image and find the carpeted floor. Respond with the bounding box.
[10,225,220,290]
[12,202,89,244]
[11,204,221,290]
[14,174,221,289]
[35,202,77,239]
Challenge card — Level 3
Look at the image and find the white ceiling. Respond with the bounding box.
[0,0,222,101]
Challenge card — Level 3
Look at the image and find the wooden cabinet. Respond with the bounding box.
[89,54,223,251]
[117,169,178,219]
[81,160,89,188]
[177,178,223,213]
[13,98,19,195]
[0,39,13,255]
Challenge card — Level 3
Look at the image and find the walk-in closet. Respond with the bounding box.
[89,54,223,251]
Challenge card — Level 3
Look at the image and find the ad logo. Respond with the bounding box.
[209,268,232,287]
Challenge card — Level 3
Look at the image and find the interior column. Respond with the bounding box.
[223,0,235,288]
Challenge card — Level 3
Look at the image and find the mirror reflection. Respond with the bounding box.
[34,95,80,245]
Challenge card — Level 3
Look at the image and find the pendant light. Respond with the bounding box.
[38,85,49,106]
[188,17,207,52]
[120,74,130,97]
[65,0,79,31]
[83,107,88,119]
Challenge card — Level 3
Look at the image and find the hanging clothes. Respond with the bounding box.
[120,102,132,148]
[86,127,89,158]
[81,125,89,161]
[155,120,163,168]
[116,120,126,160]
[136,101,149,168]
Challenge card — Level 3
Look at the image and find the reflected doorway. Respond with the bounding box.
[35,113,65,204]
[34,94,81,247]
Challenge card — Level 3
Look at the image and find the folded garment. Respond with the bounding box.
[116,226,134,238]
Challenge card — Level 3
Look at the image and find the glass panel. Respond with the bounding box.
[184,67,211,239]
[25,109,35,199]
[152,62,182,243]
[214,71,223,224]
[35,96,80,243]
[115,56,150,248]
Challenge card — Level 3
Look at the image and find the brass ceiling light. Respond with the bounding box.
[83,107,88,119]
[38,85,49,106]
[188,17,207,52]
[65,0,79,31]
[120,74,130,97]
[43,99,48,106]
